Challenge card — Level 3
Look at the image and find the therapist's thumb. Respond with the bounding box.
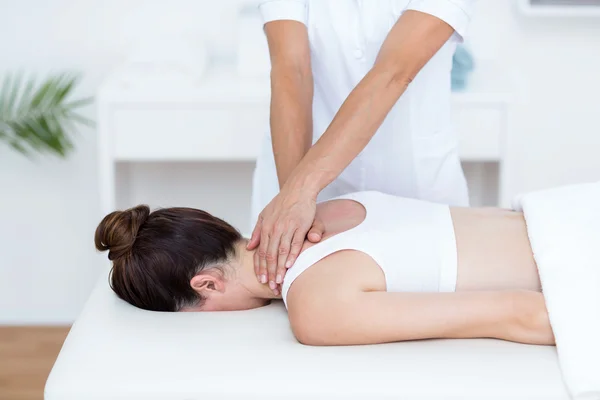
[247,218,262,250]
[307,217,325,243]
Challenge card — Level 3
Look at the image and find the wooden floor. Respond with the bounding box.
[0,327,70,400]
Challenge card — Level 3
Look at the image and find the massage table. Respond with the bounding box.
[45,268,570,400]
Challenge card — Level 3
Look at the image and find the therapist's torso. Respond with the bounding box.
[252,0,472,224]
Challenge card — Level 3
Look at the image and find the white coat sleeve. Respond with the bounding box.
[258,0,308,26]
[406,0,475,41]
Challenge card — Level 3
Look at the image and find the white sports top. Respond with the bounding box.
[281,191,458,307]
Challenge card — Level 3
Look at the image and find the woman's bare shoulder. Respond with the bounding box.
[317,196,363,217]
[309,198,366,242]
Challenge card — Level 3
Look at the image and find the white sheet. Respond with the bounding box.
[46,268,570,400]
[512,181,600,400]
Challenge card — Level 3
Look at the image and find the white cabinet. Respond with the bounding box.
[107,102,506,162]
[98,65,514,220]
[454,106,503,161]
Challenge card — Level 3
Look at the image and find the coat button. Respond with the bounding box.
[354,48,364,59]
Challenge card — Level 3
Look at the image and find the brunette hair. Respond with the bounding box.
[94,205,242,312]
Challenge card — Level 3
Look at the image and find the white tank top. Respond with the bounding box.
[281,191,458,307]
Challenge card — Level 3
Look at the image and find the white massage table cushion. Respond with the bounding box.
[45,269,570,400]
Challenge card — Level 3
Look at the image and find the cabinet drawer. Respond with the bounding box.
[454,106,504,161]
[112,107,269,161]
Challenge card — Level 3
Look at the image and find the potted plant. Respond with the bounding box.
[0,72,93,158]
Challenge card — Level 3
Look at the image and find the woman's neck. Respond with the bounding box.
[236,241,282,301]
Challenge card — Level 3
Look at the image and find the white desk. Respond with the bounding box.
[97,63,514,217]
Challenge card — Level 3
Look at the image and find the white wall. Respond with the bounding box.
[1,0,599,324]
[468,2,600,193]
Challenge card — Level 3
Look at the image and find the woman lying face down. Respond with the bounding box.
[95,191,555,347]
[95,206,275,313]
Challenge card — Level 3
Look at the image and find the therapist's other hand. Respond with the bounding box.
[247,187,323,294]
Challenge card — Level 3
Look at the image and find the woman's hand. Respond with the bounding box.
[247,186,325,294]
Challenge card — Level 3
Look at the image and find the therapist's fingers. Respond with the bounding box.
[247,216,262,250]
[275,230,293,286]
[307,216,325,243]
[285,229,305,270]
[265,226,283,292]
[250,217,262,281]
[257,225,271,285]
[253,244,260,279]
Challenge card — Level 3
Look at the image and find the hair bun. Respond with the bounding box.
[95,205,150,261]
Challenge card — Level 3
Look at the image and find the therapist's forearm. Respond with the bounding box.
[283,10,455,196]
[270,65,313,189]
[285,65,408,195]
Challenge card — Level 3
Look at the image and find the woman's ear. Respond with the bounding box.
[190,271,226,297]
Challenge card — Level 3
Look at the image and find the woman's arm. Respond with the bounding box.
[287,250,553,346]
[289,289,555,347]
[249,10,459,289]
[264,20,314,188]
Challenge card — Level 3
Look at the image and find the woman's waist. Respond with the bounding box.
[451,208,540,291]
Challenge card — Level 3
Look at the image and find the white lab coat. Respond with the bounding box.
[251,0,476,225]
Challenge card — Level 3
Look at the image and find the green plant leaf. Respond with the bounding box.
[18,76,36,113]
[0,71,94,158]
[64,111,94,127]
[7,71,23,119]
[0,73,13,119]
[10,138,30,156]
[64,96,94,110]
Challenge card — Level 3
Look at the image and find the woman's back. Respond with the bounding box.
[284,192,541,309]
[451,207,540,292]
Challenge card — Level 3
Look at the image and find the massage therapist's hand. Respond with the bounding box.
[247,186,325,294]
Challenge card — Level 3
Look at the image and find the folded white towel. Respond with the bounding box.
[513,181,600,400]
